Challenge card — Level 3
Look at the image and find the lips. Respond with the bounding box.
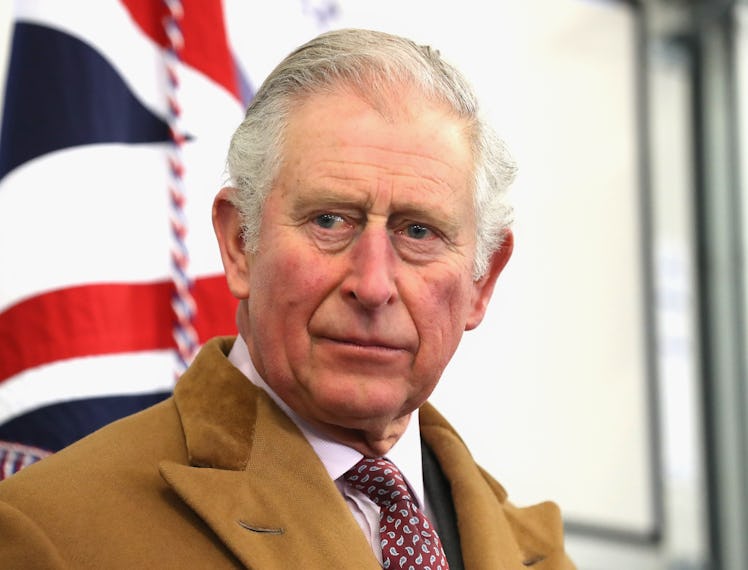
[308,315,418,355]
[321,335,410,352]
[314,336,413,368]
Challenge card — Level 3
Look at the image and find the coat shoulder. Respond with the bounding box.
[0,397,205,568]
[420,402,576,569]
[480,465,575,568]
[0,396,184,497]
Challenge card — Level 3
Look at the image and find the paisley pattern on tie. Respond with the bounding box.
[345,457,449,570]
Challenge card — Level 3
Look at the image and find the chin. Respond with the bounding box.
[316,389,418,426]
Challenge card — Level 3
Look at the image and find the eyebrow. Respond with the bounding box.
[290,186,363,208]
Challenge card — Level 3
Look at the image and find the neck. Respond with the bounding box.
[305,413,413,457]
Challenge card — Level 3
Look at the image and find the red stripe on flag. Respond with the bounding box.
[119,0,241,102]
[0,276,237,382]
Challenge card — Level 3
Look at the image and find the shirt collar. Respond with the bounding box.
[227,335,426,508]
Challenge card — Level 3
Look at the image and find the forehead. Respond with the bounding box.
[278,88,475,202]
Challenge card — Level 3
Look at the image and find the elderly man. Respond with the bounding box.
[0,29,575,569]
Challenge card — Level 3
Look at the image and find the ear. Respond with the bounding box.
[465,229,514,331]
[212,187,251,300]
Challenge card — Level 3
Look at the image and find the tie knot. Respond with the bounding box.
[344,457,413,507]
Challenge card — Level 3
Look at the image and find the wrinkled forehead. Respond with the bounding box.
[283,80,478,175]
[288,85,473,168]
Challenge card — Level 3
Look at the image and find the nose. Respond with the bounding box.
[343,226,398,309]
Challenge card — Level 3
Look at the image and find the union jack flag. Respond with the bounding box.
[0,0,249,479]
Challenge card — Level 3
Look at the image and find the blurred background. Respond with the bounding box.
[0,1,746,568]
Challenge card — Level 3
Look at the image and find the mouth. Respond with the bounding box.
[323,336,407,352]
[312,333,415,368]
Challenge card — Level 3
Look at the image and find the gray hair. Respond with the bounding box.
[226,28,516,279]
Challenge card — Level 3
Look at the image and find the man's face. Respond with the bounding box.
[218,88,510,451]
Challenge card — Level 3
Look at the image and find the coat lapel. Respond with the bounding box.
[420,403,532,570]
[159,338,379,569]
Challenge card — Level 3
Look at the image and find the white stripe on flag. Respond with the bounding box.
[0,349,176,424]
[0,145,171,311]
[0,144,234,311]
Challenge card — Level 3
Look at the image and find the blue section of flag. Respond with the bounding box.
[0,392,171,452]
[0,22,171,182]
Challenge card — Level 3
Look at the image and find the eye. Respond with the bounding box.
[404,224,434,240]
[392,221,447,262]
[314,213,346,229]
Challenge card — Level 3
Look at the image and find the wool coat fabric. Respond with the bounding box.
[0,337,575,569]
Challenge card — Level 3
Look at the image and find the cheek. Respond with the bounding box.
[285,252,339,303]
[411,274,474,360]
[426,268,474,320]
[251,246,338,326]
[254,243,307,290]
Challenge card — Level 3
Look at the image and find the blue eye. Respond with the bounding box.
[406,224,432,240]
[314,213,345,229]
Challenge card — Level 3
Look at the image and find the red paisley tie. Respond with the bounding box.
[345,457,449,570]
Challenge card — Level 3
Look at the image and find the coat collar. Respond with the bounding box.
[159,337,379,569]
